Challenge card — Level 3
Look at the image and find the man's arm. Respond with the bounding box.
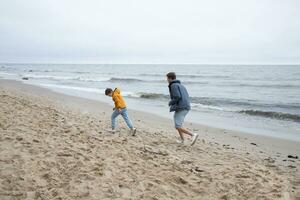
[169,85,182,106]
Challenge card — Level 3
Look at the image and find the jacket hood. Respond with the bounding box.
[113,88,121,95]
[169,79,181,86]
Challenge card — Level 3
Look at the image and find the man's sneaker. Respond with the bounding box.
[176,139,185,145]
[191,133,199,146]
[131,128,137,136]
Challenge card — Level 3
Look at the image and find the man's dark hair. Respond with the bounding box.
[105,88,113,95]
[166,72,176,80]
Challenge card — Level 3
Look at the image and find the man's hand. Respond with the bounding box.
[118,108,122,113]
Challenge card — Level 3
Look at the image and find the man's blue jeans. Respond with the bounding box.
[111,108,133,130]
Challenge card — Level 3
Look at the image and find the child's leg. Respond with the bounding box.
[111,109,120,130]
[120,109,134,129]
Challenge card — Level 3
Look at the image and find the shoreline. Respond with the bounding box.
[1,79,299,199]
[1,79,299,154]
[1,69,299,142]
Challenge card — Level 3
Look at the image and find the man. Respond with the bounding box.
[166,72,198,145]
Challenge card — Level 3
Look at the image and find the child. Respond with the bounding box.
[166,72,198,145]
[105,88,136,135]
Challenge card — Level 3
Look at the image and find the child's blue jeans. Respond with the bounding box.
[111,108,133,130]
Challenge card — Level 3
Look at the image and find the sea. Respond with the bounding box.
[1,64,299,141]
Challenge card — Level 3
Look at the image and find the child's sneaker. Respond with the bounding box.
[191,133,199,146]
[130,128,137,136]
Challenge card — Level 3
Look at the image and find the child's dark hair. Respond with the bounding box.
[166,72,176,80]
[105,88,113,95]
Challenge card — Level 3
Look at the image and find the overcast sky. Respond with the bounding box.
[0,0,299,64]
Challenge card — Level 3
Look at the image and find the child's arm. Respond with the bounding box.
[112,95,122,112]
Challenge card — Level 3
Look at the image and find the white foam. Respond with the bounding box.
[77,77,111,82]
[23,74,75,80]
[191,103,227,111]
[39,83,103,93]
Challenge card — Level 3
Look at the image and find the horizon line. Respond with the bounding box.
[1,62,300,66]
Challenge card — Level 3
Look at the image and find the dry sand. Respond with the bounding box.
[0,80,299,200]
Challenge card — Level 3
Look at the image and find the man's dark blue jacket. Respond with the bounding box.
[168,80,191,112]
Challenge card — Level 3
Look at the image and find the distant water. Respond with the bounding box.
[1,64,300,141]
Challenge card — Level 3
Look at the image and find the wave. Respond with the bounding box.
[109,77,144,82]
[108,78,209,85]
[222,83,300,89]
[109,78,208,85]
[19,73,300,89]
[190,97,252,107]
[129,93,300,122]
[24,69,93,74]
[22,74,76,81]
[128,92,169,99]
[125,92,300,110]
[33,83,300,122]
[239,110,300,122]
[19,73,223,85]
[19,71,300,88]
[39,84,103,93]
[191,103,226,111]
[24,69,57,73]
[183,81,209,85]
[0,65,17,71]
[73,71,91,74]
[139,73,230,79]
[21,73,145,83]
[76,77,111,82]
[189,97,300,110]
[73,76,147,83]
[21,74,110,82]
[0,72,17,76]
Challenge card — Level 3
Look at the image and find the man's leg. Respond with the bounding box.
[111,109,120,130]
[120,109,134,129]
[174,109,198,144]
[176,128,185,141]
[177,127,193,136]
[174,110,189,141]
[176,127,198,146]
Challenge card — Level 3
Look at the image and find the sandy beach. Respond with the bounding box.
[0,79,299,200]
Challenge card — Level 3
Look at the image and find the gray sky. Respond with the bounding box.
[0,0,299,64]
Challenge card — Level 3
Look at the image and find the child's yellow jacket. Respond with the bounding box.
[112,88,126,109]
